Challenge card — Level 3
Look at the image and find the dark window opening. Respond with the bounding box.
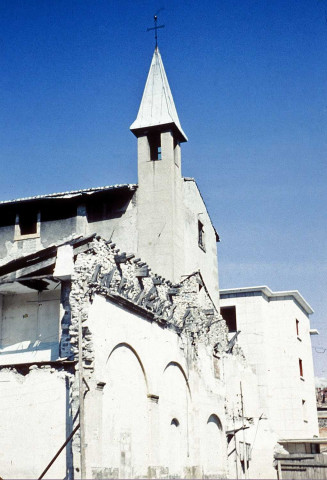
[296,319,299,336]
[148,132,161,161]
[302,399,307,422]
[198,220,205,251]
[311,443,320,454]
[299,358,303,377]
[221,306,237,332]
[171,418,180,427]
[19,211,38,235]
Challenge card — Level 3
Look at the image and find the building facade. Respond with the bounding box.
[0,47,319,479]
[220,287,319,448]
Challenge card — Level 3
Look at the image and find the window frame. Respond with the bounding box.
[14,211,41,241]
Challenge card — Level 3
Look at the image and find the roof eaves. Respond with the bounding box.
[0,184,137,206]
[220,286,314,315]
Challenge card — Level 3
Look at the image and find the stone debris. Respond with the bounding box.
[65,236,236,377]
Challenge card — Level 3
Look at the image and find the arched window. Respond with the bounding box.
[171,418,180,427]
[103,344,148,478]
[169,418,181,475]
[203,414,225,476]
[207,414,222,429]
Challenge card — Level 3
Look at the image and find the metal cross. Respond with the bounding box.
[147,15,165,49]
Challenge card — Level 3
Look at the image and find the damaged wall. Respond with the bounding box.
[0,289,60,365]
[183,179,219,309]
[0,366,73,479]
[0,236,312,479]
[0,188,137,266]
[63,237,275,479]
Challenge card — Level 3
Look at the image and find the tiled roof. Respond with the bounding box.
[0,184,137,206]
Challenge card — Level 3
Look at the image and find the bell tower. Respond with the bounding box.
[130,47,188,283]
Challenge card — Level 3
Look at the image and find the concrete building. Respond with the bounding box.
[220,286,318,440]
[0,46,320,479]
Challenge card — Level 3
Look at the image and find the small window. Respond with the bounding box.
[15,211,40,240]
[302,399,307,422]
[171,418,179,427]
[148,132,161,161]
[221,306,237,332]
[198,220,205,251]
[299,358,304,378]
[20,211,37,235]
[296,319,300,337]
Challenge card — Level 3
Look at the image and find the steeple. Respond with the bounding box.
[131,47,186,283]
[130,47,187,143]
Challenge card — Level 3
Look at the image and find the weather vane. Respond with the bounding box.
[147,14,165,49]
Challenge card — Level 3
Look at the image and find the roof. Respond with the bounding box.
[0,184,137,207]
[130,47,187,142]
[0,233,97,294]
[220,285,314,315]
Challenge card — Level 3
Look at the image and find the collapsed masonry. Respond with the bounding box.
[0,233,251,479]
[68,235,232,367]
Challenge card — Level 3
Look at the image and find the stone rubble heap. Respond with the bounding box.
[67,236,232,374]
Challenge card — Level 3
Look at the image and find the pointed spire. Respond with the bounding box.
[130,47,188,142]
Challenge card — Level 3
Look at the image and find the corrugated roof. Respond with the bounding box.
[0,184,137,206]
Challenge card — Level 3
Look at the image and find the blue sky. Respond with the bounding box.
[0,1,326,376]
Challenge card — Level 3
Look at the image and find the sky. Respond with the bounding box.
[0,1,326,377]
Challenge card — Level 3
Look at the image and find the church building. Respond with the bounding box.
[0,46,319,479]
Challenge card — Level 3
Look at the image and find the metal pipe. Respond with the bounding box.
[38,423,80,480]
[78,312,86,478]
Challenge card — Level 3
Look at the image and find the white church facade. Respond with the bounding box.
[0,47,319,479]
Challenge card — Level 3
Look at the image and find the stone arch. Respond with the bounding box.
[107,342,149,393]
[159,361,191,476]
[207,413,223,429]
[203,413,225,476]
[163,360,191,399]
[102,342,149,478]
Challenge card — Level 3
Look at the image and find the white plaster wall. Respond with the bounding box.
[183,180,219,308]
[223,354,278,479]
[268,298,318,438]
[86,198,138,254]
[85,295,228,479]
[0,289,60,365]
[220,294,318,441]
[222,294,271,414]
[136,132,185,283]
[0,368,70,479]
